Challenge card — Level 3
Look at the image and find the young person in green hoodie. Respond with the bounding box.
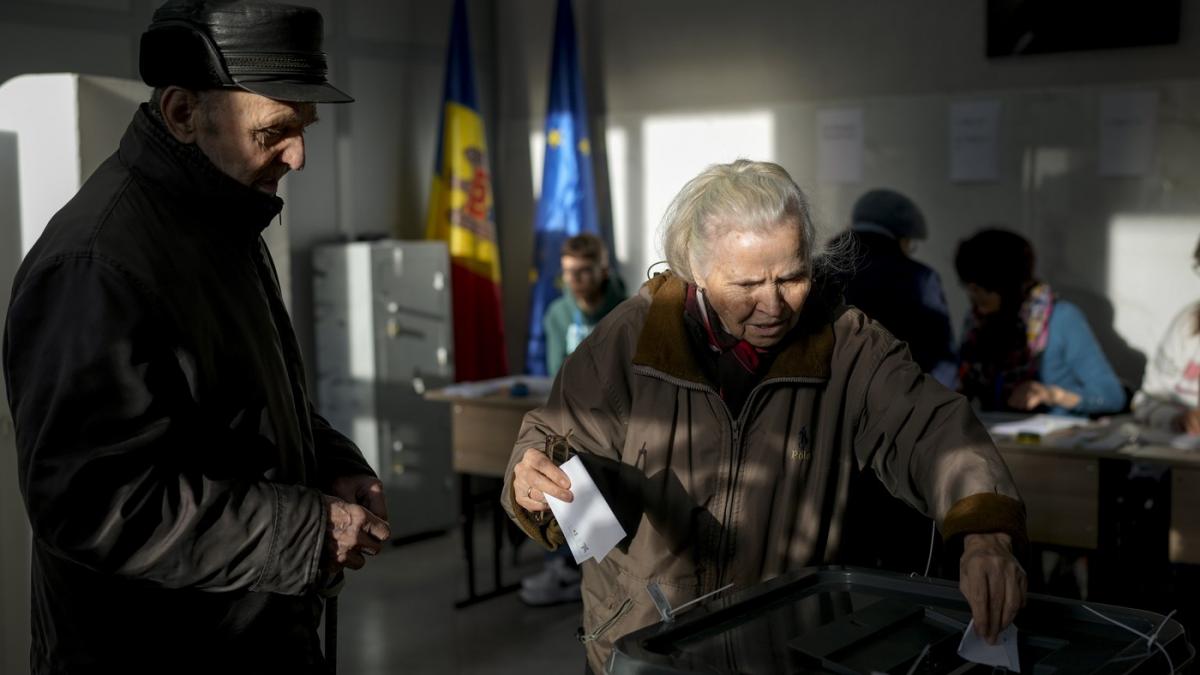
[520,233,625,606]
[543,234,627,378]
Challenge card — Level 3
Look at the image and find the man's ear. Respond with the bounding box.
[159,86,204,144]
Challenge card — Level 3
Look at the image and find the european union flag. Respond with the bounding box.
[525,0,601,376]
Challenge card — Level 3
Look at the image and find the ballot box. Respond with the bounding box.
[609,567,1193,675]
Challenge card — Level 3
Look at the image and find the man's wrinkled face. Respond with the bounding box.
[193,91,318,194]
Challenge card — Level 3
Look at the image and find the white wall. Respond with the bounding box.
[1,1,1195,401]
[0,126,28,675]
[493,0,1200,380]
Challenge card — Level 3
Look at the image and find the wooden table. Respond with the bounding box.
[424,387,547,607]
[990,422,1200,564]
[424,390,545,477]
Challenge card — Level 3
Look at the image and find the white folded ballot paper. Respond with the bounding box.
[544,456,627,564]
[957,620,1019,671]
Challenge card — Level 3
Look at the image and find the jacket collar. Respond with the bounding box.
[632,272,835,384]
[117,104,284,240]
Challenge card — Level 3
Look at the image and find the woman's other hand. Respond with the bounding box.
[513,447,574,513]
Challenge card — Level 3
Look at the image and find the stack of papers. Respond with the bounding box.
[436,375,553,399]
[545,456,627,564]
[988,414,1092,438]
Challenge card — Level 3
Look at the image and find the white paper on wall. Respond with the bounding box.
[816,107,863,183]
[949,100,1001,182]
[1099,91,1157,177]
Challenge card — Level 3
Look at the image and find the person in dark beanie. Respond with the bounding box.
[835,189,959,576]
[839,189,957,387]
[3,2,387,673]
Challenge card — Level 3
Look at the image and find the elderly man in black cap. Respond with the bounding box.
[3,2,386,673]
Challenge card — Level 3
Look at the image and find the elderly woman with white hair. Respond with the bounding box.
[502,160,1027,673]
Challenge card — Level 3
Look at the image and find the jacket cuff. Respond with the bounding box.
[252,484,325,596]
[506,474,566,551]
[942,493,1029,563]
[317,443,378,491]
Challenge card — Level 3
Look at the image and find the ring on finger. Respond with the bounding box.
[526,486,534,499]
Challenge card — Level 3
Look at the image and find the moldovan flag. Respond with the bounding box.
[425,0,509,382]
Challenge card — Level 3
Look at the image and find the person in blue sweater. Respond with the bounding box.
[954,229,1125,416]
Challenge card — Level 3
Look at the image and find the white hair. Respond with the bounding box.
[659,159,819,283]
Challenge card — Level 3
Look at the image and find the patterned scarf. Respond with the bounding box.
[682,283,774,417]
[958,282,1055,411]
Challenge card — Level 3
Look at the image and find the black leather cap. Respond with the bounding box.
[139,0,352,103]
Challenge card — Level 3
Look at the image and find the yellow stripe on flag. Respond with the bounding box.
[425,101,501,284]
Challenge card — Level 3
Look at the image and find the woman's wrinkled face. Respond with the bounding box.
[692,221,811,348]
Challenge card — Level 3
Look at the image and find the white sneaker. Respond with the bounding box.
[519,555,581,606]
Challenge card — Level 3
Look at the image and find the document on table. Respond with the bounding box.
[545,456,627,564]
[1131,426,1200,451]
[435,375,553,399]
[958,620,1020,671]
[988,414,1091,437]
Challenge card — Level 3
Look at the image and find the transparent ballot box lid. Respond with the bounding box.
[609,567,1193,675]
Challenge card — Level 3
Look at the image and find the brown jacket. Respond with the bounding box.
[502,273,1025,673]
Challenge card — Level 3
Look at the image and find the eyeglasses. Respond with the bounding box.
[562,265,600,280]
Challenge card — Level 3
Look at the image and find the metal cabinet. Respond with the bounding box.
[313,240,456,538]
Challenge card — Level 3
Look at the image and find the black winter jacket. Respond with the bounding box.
[842,231,958,386]
[3,105,373,674]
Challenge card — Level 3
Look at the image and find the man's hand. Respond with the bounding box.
[960,532,1026,644]
[322,494,390,576]
[331,474,389,522]
[512,447,573,513]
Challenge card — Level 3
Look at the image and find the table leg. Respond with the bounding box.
[460,473,476,601]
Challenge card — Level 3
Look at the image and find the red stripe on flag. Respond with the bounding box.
[450,262,509,382]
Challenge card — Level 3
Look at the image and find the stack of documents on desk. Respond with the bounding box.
[436,375,553,399]
[988,414,1092,438]
[1132,425,1200,451]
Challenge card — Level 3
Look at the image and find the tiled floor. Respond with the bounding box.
[329,523,585,675]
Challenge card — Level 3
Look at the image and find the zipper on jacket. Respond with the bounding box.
[632,365,735,590]
[631,366,826,589]
[711,377,826,588]
[576,597,633,644]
